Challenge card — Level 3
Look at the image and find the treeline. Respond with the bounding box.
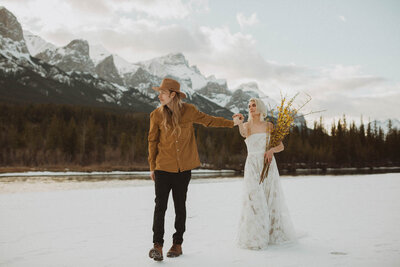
[0,104,149,170]
[278,117,400,170]
[0,103,399,171]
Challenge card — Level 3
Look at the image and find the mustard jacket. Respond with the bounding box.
[148,103,234,172]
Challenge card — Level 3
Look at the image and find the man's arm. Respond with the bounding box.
[192,105,234,128]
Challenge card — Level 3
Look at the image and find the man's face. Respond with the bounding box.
[158,89,175,105]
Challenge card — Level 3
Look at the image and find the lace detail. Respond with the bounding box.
[237,133,296,250]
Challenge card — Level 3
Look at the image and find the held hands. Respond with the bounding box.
[232,113,244,126]
[264,149,274,164]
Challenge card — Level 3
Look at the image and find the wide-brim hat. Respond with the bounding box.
[152,78,187,99]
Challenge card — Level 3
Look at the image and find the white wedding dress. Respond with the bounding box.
[237,132,297,250]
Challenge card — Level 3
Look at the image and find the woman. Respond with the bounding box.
[233,98,296,250]
[148,78,240,261]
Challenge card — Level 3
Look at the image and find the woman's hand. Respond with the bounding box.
[264,149,274,164]
[232,113,244,125]
[150,171,155,181]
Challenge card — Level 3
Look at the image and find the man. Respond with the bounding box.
[148,78,240,261]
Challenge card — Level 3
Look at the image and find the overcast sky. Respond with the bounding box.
[2,0,399,125]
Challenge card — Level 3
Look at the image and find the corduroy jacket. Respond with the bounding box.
[148,103,234,173]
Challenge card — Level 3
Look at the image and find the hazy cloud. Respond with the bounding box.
[107,0,209,19]
[65,0,110,15]
[237,12,259,28]
[2,0,397,124]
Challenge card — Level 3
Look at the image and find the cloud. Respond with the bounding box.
[236,12,259,28]
[3,0,397,123]
[255,66,399,125]
[23,16,43,32]
[338,15,346,22]
[107,0,209,20]
[305,85,400,126]
[42,28,77,46]
[64,0,110,15]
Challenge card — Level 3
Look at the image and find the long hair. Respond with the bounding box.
[248,98,267,122]
[161,91,183,136]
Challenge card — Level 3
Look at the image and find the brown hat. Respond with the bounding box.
[152,78,187,99]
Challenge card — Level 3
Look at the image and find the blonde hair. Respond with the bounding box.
[248,98,267,122]
[161,91,183,136]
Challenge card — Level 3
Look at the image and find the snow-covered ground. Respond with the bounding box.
[0,173,399,266]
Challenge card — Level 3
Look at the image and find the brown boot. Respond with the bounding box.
[149,243,163,261]
[167,243,182,258]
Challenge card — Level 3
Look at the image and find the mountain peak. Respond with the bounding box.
[65,39,90,55]
[236,81,259,90]
[23,30,56,56]
[158,52,188,66]
[235,82,266,98]
[35,38,95,73]
[0,6,24,42]
[0,6,29,55]
[89,43,111,65]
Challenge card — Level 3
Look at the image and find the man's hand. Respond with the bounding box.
[232,113,244,125]
[150,171,155,181]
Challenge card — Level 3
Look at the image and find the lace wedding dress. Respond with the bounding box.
[237,133,297,250]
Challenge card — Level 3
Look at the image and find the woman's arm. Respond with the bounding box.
[264,122,284,163]
[270,141,284,153]
[264,141,284,164]
[238,122,249,138]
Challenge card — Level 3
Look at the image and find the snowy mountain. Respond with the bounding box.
[89,44,140,75]
[113,54,139,75]
[0,6,29,58]
[95,55,124,85]
[226,82,278,114]
[36,39,96,74]
[23,30,56,56]
[0,7,233,118]
[0,6,155,112]
[137,53,208,94]
[1,6,283,120]
[89,44,111,66]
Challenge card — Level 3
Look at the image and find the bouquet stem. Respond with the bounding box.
[259,162,270,184]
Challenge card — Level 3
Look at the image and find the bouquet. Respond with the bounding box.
[259,93,311,184]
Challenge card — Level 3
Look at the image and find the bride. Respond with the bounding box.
[233,98,297,250]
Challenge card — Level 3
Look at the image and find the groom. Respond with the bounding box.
[148,77,241,261]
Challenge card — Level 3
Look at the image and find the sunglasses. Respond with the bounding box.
[248,103,257,108]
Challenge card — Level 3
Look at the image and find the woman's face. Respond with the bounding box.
[248,101,259,116]
[158,89,175,105]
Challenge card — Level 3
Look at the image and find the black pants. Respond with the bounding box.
[152,170,191,245]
